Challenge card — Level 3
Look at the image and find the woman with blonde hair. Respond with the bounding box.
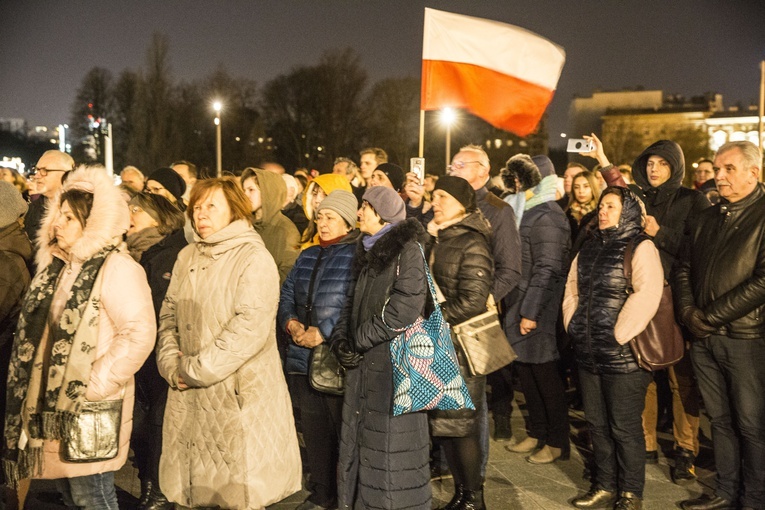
[566,170,601,244]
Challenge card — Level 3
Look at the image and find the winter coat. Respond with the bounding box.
[675,184,765,339]
[33,166,156,479]
[563,188,664,375]
[428,211,493,438]
[250,168,301,286]
[475,185,522,302]
[278,230,359,375]
[504,201,570,364]
[157,219,301,509]
[282,201,309,237]
[630,140,710,277]
[333,219,432,510]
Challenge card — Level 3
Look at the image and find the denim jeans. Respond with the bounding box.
[691,335,765,509]
[55,472,118,510]
[579,368,651,497]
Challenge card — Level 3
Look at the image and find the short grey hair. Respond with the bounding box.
[716,141,762,171]
[334,157,359,176]
[459,144,490,168]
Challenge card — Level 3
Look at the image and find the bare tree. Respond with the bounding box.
[365,77,420,165]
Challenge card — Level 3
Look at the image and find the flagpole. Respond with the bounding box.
[419,110,425,158]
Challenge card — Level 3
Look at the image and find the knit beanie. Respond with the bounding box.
[318,190,358,228]
[433,175,476,212]
[149,167,186,204]
[532,155,556,178]
[362,186,406,223]
[0,181,27,228]
[375,163,405,192]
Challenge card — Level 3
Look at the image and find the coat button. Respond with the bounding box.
[186,324,192,331]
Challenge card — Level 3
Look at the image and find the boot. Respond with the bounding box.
[138,478,153,508]
[614,492,642,510]
[571,487,617,509]
[439,484,464,510]
[672,447,696,485]
[505,436,543,454]
[526,445,570,464]
[493,415,512,441]
[141,484,173,510]
[456,487,485,510]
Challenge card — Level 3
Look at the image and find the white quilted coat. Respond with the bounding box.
[156,219,301,509]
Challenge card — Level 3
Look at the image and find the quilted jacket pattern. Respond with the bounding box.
[157,220,301,509]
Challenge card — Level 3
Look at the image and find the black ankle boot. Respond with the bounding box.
[141,484,173,510]
[138,478,153,508]
[440,484,465,510]
[457,487,485,510]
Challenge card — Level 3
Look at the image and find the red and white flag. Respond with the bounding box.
[421,8,566,136]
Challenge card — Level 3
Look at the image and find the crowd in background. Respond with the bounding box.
[0,134,763,510]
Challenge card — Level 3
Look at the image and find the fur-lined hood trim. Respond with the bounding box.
[352,218,429,277]
[500,154,542,193]
[37,165,129,270]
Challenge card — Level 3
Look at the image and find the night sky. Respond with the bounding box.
[2,0,764,148]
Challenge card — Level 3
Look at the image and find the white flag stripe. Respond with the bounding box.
[422,8,566,90]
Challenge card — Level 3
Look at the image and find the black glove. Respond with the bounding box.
[681,307,715,339]
[332,337,363,369]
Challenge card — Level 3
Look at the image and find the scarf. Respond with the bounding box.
[3,246,113,485]
[524,174,560,211]
[362,223,396,251]
[503,192,526,227]
[426,213,467,238]
[569,200,596,223]
[126,227,165,262]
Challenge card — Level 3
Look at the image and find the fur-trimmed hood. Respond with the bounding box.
[36,165,129,270]
[352,218,429,277]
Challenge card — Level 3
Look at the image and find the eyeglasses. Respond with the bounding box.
[447,160,485,172]
[130,206,144,215]
[31,166,69,177]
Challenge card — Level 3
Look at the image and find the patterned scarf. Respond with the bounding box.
[3,247,113,486]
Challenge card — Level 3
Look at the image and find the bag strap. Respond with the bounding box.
[303,249,326,328]
[381,242,440,333]
[623,237,636,283]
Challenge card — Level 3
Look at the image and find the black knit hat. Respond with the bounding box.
[433,175,476,212]
[374,163,405,192]
[148,167,186,204]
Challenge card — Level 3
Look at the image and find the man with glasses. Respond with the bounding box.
[24,150,74,257]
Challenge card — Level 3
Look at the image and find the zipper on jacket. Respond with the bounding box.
[584,241,605,364]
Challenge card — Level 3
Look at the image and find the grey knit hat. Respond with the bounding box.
[0,181,28,228]
[318,190,358,228]
[362,186,406,223]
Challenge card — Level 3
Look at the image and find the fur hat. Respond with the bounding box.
[374,163,405,192]
[362,186,406,223]
[0,181,28,229]
[318,190,358,228]
[148,167,186,204]
[433,175,476,212]
[501,154,543,193]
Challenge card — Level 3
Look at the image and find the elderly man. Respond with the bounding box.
[333,157,365,205]
[25,150,74,248]
[120,165,145,192]
[675,141,765,510]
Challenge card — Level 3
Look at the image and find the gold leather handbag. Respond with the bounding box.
[452,295,517,376]
[63,387,124,463]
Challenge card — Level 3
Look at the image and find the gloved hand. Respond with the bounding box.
[681,307,715,339]
[332,337,363,369]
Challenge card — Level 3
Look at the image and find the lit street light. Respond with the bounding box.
[213,101,222,177]
[441,107,456,167]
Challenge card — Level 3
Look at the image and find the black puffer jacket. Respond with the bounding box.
[631,140,709,277]
[334,218,431,510]
[675,184,765,339]
[567,188,649,374]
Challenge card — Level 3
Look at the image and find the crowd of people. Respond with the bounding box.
[0,135,763,510]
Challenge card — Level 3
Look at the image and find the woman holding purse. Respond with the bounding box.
[427,176,494,510]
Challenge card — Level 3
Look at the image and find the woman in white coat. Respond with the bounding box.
[157,177,301,510]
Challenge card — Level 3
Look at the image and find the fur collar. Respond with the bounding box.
[36,166,130,270]
[353,218,428,276]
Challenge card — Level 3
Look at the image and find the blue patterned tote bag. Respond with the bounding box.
[385,243,474,416]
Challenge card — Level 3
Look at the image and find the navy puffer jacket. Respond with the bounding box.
[568,187,649,374]
[278,230,359,374]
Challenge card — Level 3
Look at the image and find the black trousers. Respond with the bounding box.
[515,360,569,450]
[287,373,343,507]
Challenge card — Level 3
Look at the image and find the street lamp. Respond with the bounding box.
[213,101,222,177]
[441,107,456,166]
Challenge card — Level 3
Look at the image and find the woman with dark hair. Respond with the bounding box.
[156,177,301,509]
[278,189,359,510]
[566,170,601,244]
[3,166,156,509]
[564,187,663,510]
[332,186,432,510]
[427,176,494,510]
[300,174,352,249]
[125,192,187,509]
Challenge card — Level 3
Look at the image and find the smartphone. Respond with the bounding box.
[410,157,425,185]
[567,139,594,153]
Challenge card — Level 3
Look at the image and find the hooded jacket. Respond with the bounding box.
[630,140,710,276]
[248,168,300,285]
[0,222,31,351]
[301,174,353,249]
[563,187,664,374]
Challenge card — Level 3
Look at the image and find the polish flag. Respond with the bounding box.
[421,8,566,136]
